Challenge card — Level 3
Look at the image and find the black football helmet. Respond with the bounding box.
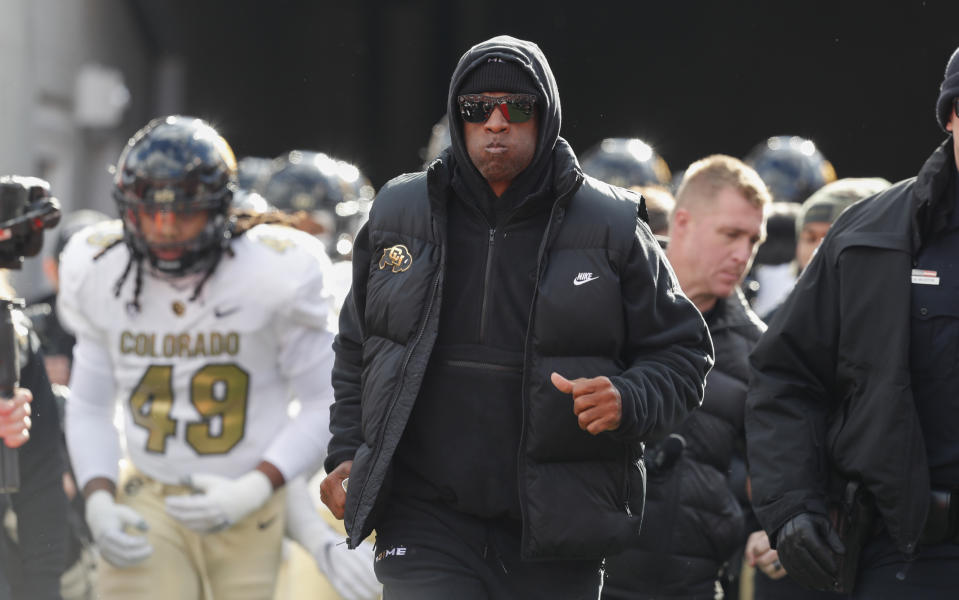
[236,156,273,193]
[112,115,236,276]
[744,135,836,204]
[579,137,671,188]
[0,176,61,269]
[262,150,373,259]
[421,113,451,168]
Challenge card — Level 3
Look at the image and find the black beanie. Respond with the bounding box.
[459,57,539,98]
[936,46,959,131]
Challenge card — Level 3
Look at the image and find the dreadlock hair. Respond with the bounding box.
[94,208,303,312]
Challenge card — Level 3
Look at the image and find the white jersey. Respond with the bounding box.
[60,220,336,487]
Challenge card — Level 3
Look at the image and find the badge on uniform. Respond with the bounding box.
[379,244,412,273]
[911,268,940,285]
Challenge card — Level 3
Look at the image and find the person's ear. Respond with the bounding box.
[671,208,692,235]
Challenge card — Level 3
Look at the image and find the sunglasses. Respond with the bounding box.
[457,94,537,124]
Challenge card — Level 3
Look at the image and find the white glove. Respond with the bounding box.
[164,470,273,533]
[285,477,381,600]
[85,489,153,568]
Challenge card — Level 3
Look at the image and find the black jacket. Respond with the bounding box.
[604,290,764,598]
[326,35,713,560]
[745,139,958,555]
[0,311,67,600]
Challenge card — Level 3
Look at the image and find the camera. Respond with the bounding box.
[0,176,62,270]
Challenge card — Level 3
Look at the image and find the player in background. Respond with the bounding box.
[260,150,380,600]
[60,115,336,600]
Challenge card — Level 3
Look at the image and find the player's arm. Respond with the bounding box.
[66,335,154,568]
[285,476,381,600]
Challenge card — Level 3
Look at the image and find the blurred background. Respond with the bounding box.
[1,0,957,296]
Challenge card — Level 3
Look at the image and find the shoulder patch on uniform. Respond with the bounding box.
[257,235,296,254]
[85,230,122,248]
[379,244,412,273]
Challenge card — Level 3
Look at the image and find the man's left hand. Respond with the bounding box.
[165,470,273,533]
[550,372,621,434]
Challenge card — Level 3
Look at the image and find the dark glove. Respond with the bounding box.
[775,512,846,592]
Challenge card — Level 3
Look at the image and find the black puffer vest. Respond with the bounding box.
[328,141,712,559]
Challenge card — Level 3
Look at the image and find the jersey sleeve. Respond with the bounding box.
[57,220,122,346]
[57,221,124,489]
[259,229,337,481]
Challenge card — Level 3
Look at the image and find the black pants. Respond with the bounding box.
[852,531,959,599]
[372,496,604,600]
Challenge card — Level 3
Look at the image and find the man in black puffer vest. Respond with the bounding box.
[319,35,714,599]
[604,155,769,600]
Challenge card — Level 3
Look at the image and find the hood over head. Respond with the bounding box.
[447,35,562,200]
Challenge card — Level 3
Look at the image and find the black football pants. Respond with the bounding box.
[372,496,603,600]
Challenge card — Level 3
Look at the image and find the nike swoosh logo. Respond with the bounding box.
[214,306,241,318]
[257,515,277,530]
[573,276,599,286]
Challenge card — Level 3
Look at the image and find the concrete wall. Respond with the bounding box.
[0,0,176,299]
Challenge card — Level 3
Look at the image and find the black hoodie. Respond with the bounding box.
[392,36,565,519]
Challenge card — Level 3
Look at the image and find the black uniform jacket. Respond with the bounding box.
[746,139,957,556]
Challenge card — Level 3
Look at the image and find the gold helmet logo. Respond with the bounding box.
[154,188,176,204]
[378,244,412,273]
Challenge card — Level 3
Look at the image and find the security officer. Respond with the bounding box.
[745,44,959,598]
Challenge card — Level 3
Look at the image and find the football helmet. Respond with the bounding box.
[112,115,236,276]
[744,135,836,204]
[236,156,273,193]
[579,137,671,188]
[421,113,451,168]
[262,150,373,259]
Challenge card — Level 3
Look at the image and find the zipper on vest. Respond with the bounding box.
[480,227,496,342]
[443,359,522,374]
[623,447,633,517]
[347,269,442,544]
[517,204,566,550]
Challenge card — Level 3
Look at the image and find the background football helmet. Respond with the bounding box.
[579,137,672,188]
[744,135,836,204]
[261,150,373,260]
[421,113,451,168]
[112,115,236,276]
[236,156,273,193]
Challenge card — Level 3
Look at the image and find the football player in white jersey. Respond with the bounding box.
[59,116,337,600]
[259,151,381,600]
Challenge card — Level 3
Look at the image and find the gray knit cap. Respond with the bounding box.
[797,177,891,235]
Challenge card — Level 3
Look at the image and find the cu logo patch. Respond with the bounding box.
[379,244,413,273]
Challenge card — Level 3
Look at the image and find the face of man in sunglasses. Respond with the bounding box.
[463,92,538,197]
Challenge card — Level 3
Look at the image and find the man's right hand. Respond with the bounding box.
[0,387,32,448]
[320,460,352,519]
[85,489,154,568]
[776,512,845,592]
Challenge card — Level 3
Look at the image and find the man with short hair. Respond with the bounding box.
[746,44,959,597]
[320,35,713,599]
[603,155,768,599]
